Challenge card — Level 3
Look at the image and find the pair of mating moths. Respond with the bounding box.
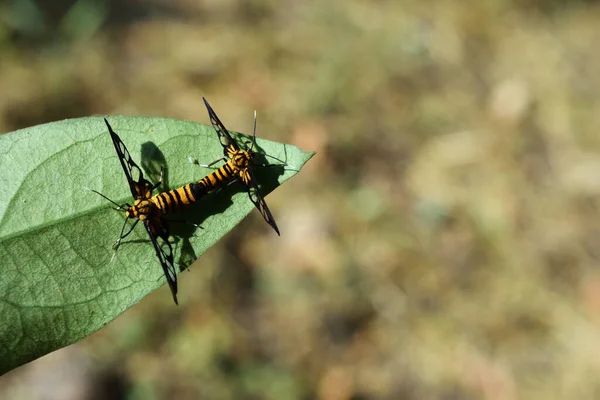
[100,98,279,304]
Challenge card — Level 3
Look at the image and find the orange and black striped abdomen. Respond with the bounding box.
[152,183,205,214]
[197,160,238,192]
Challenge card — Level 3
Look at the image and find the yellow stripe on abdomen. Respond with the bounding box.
[198,161,238,192]
[152,184,200,214]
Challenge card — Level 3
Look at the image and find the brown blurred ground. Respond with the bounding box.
[2,0,600,399]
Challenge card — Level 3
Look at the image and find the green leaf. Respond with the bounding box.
[0,116,314,374]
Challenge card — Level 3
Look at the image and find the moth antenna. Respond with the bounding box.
[264,153,294,167]
[249,109,257,152]
[85,187,128,210]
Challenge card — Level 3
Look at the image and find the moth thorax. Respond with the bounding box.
[131,199,153,219]
[234,151,252,168]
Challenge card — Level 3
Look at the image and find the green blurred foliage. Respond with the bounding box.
[2,0,600,399]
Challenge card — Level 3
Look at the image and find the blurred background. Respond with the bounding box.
[2,0,600,399]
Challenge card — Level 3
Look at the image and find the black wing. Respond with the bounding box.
[243,167,280,236]
[202,97,240,157]
[144,221,178,305]
[104,118,153,200]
